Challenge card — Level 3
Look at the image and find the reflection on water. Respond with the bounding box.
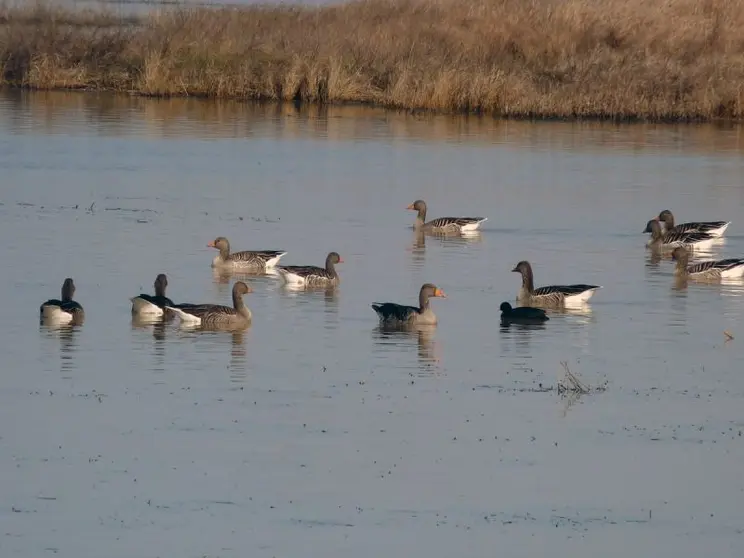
[6,89,744,558]
[408,230,483,270]
[372,324,440,372]
[40,324,80,373]
[3,89,744,155]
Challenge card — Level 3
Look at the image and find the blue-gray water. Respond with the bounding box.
[1,90,744,557]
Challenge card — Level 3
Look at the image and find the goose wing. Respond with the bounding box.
[663,230,714,245]
[686,260,718,275]
[677,221,728,234]
[173,303,236,319]
[712,258,744,271]
[278,265,332,279]
[135,293,174,308]
[231,250,286,264]
[533,284,598,296]
[371,303,418,322]
[427,217,486,228]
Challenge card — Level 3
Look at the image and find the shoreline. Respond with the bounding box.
[2,0,743,122]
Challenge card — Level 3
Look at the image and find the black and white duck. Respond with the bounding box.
[131,273,174,316]
[40,278,85,326]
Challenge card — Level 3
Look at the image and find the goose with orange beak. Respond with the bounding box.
[372,283,447,326]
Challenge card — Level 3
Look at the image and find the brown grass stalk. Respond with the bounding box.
[2,0,744,120]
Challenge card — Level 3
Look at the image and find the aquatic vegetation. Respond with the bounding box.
[1,0,743,120]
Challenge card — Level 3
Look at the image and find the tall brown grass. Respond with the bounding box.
[2,0,744,120]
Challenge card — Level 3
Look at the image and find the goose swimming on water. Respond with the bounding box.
[511,261,601,306]
[657,209,729,238]
[371,283,447,326]
[208,236,286,271]
[166,281,253,328]
[407,199,487,234]
[671,247,744,281]
[131,274,174,316]
[276,252,343,288]
[40,278,85,325]
[645,218,717,252]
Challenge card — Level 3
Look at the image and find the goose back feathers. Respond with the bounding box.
[658,210,729,238]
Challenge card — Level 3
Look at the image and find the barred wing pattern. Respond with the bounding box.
[673,221,729,235]
[531,284,600,305]
[687,258,744,279]
[230,250,287,266]
[661,230,715,249]
[426,217,487,231]
[278,265,336,286]
[173,304,240,326]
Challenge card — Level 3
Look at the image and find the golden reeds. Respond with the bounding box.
[2,0,744,120]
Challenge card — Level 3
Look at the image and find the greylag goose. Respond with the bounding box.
[512,261,601,306]
[131,273,174,316]
[40,278,85,325]
[645,219,717,251]
[657,209,729,237]
[166,281,252,328]
[499,302,549,324]
[671,247,744,280]
[208,236,286,270]
[276,252,343,287]
[371,283,447,326]
[406,200,487,234]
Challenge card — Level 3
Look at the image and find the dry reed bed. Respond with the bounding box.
[2,0,744,120]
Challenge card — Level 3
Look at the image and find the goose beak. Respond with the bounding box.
[337,257,344,263]
[435,288,447,298]
[406,204,415,210]
[511,266,519,272]
[207,241,216,248]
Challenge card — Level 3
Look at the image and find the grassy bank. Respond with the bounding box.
[2,0,744,120]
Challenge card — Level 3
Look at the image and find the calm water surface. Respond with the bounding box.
[2,91,744,557]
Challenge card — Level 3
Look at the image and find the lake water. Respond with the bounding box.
[2,90,744,557]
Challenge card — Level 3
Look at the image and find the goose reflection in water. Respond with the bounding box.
[40,323,80,372]
[373,324,440,369]
[131,315,169,370]
[228,331,248,380]
[410,229,483,254]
